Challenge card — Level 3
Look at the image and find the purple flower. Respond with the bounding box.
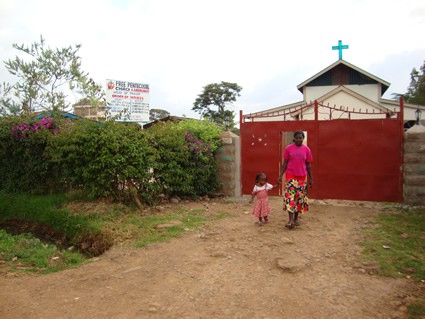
[32,123,40,131]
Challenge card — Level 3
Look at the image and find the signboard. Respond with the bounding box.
[105,79,150,123]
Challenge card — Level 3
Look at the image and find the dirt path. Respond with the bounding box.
[0,197,415,319]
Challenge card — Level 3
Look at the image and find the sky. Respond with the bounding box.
[1,0,424,121]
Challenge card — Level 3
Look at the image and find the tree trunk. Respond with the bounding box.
[127,179,144,210]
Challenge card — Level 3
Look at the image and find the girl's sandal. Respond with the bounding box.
[258,221,264,226]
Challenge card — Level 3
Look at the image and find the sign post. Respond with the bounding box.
[105,79,150,123]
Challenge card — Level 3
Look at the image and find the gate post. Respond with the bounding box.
[215,130,242,197]
[404,124,425,206]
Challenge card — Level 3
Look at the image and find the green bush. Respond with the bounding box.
[46,120,160,202]
[145,120,222,198]
[0,115,60,193]
[0,116,223,204]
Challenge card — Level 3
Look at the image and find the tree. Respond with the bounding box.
[1,35,103,115]
[404,60,425,105]
[149,108,170,121]
[192,81,242,127]
[0,82,21,115]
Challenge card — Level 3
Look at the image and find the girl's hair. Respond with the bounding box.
[294,130,305,138]
[255,173,267,182]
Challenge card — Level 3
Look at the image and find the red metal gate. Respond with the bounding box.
[240,101,404,202]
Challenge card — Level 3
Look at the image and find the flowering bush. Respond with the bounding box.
[146,120,221,198]
[10,117,56,141]
[184,131,212,160]
[0,116,60,193]
[0,115,222,203]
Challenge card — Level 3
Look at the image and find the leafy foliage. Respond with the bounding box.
[145,119,222,198]
[46,120,159,202]
[0,115,61,193]
[192,81,242,127]
[404,60,425,105]
[1,35,103,115]
[0,116,223,205]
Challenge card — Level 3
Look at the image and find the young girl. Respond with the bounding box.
[249,173,278,226]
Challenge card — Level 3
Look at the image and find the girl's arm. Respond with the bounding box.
[249,193,255,204]
[266,183,278,190]
[249,186,257,203]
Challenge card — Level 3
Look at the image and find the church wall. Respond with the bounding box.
[304,86,336,102]
[344,84,378,101]
[322,91,386,120]
[303,84,378,103]
[400,107,423,122]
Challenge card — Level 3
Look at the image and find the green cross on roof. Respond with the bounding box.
[332,40,349,60]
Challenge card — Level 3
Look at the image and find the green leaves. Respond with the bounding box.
[145,120,221,198]
[2,35,103,115]
[404,60,425,105]
[192,81,242,127]
[0,116,222,205]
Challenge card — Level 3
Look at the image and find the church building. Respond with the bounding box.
[245,41,424,127]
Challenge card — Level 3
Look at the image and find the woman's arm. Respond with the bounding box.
[278,159,288,184]
[306,162,313,188]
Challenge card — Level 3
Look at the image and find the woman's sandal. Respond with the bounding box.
[285,222,293,229]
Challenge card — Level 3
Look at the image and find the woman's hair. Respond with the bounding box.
[293,130,305,138]
[255,173,267,182]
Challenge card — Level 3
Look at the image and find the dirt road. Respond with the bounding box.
[0,197,415,318]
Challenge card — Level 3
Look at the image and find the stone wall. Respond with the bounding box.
[215,131,241,197]
[404,125,425,206]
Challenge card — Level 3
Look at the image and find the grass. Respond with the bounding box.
[83,206,230,248]
[408,303,425,319]
[361,209,424,280]
[361,208,425,318]
[0,192,231,274]
[0,229,86,274]
[133,208,218,247]
[0,192,102,240]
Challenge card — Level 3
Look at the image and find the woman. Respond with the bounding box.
[278,131,313,229]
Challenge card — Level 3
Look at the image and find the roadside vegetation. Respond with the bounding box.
[0,192,231,275]
[361,208,425,318]
[0,113,227,274]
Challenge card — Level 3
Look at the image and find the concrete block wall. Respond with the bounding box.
[404,125,425,206]
[215,131,241,197]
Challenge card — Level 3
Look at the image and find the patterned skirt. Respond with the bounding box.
[284,178,309,214]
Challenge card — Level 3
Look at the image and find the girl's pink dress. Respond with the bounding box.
[252,183,273,218]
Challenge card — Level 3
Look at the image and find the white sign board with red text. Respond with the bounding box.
[105,79,150,123]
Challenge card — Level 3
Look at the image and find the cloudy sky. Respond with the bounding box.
[1,0,424,120]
